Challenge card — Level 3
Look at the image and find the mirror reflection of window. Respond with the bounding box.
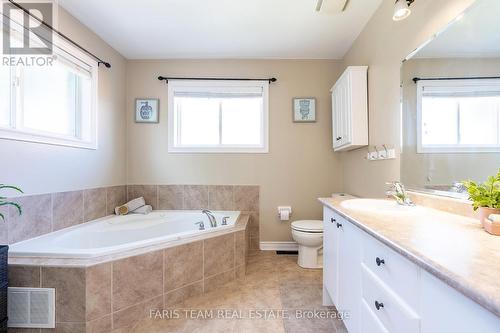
[400,0,500,195]
[418,80,500,152]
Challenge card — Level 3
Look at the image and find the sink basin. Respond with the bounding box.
[340,199,426,216]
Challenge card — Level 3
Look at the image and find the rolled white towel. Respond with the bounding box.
[131,205,153,215]
[488,214,500,222]
[115,197,146,215]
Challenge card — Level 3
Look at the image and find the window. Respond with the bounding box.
[0,36,98,149]
[168,80,269,153]
[417,79,500,153]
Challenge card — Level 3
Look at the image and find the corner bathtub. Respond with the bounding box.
[9,210,240,259]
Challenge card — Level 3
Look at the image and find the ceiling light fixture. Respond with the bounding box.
[393,0,415,21]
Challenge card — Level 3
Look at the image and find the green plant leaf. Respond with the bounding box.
[0,201,22,215]
[0,185,23,193]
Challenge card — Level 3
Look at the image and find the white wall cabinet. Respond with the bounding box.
[322,206,500,333]
[331,66,368,151]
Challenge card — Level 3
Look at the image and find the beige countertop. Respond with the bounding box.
[319,195,500,317]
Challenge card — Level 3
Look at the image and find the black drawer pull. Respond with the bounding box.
[376,257,385,266]
[336,223,342,228]
[375,301,384,310]
[331,217,336,223]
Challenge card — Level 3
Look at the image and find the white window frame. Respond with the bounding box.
[167,80,269,153]
[0,28,99,149]
[416,79,500,154]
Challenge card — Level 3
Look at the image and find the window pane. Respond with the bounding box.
[22,62,78,137]
[176,97,219,145]
[459,97,500,145]
[421,97,458,145]
[0,66,10,127]
[221,98,262,145]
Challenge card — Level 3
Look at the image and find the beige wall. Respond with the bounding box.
[0,7,127,195]
[340,0,476,197]
[126,60,344,242]
[401,58,500,187]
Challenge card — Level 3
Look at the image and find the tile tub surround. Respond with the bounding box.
[319,195,500,317]
[8,218,249,332]
[2,185,127,245]
[128,184,260,250]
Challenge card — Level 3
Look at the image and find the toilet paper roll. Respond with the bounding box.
[280,210,290,221]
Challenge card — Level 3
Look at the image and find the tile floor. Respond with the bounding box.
[128,251,347,333]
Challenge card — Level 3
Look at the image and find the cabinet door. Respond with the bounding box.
[342,73,352,146]
[338,218,362,333]
[332,87,342,149]
[323,207,339,304]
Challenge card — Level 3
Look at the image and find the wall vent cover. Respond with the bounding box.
[8,287,55,328]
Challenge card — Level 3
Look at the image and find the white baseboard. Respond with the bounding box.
[259,241,298,251]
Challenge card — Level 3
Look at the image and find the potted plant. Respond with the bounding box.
[0,184,22,330]
[463,169,500,235]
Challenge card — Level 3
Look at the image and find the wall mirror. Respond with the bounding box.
[400,0,500,197]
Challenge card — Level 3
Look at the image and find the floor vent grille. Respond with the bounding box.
[8,287,55,328]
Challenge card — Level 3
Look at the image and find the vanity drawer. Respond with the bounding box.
[362,233,419,309]
[361,264,420,333]
[361,299,389,333]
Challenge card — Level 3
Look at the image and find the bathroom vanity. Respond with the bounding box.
[320,195,500,333]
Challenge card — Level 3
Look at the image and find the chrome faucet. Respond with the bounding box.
[386,182,415,206]
[202,210,217,227]
[451,181,467,193]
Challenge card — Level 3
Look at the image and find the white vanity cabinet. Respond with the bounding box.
[322,206,500,333]
[323,207,362,333]
[331,66,368,152]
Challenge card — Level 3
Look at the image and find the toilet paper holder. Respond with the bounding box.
[277,206,292,221]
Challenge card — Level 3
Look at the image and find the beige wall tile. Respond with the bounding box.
[112,296,163,331]
[42,267,86,322]
[164,241,203,292]
[204,234,235,277]
[112,250,163,311]
[235,231,246,267]
[249,235,260,250]
[86,315,111,333]
[0,206,8,244]
[208,185,234,211]
[158,185,183,210]
[86,263,112,321]
[8,194,51,244]
[84,188,107,222]
[127,185,158,209]
[164,281,203,308]
[9,266,41,288]
[106,186,127,215]
[53,191,84,231]
[50,322,86,333]
[234,186,259,212]
[235,265,246,279]
[203,269,235,294]
[183,185,208,210]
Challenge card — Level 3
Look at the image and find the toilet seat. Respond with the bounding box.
[291,220,323,233]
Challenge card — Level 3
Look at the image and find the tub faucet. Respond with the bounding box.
[202,210,217,227]
[386,182,415,206]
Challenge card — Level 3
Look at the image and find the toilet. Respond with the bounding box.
[291,220,324,269]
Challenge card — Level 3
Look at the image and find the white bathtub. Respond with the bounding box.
[9,210,240,259]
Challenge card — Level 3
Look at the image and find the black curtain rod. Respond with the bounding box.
[413,76,500,84]
[158,76,277,84]
[7,0,111,68]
